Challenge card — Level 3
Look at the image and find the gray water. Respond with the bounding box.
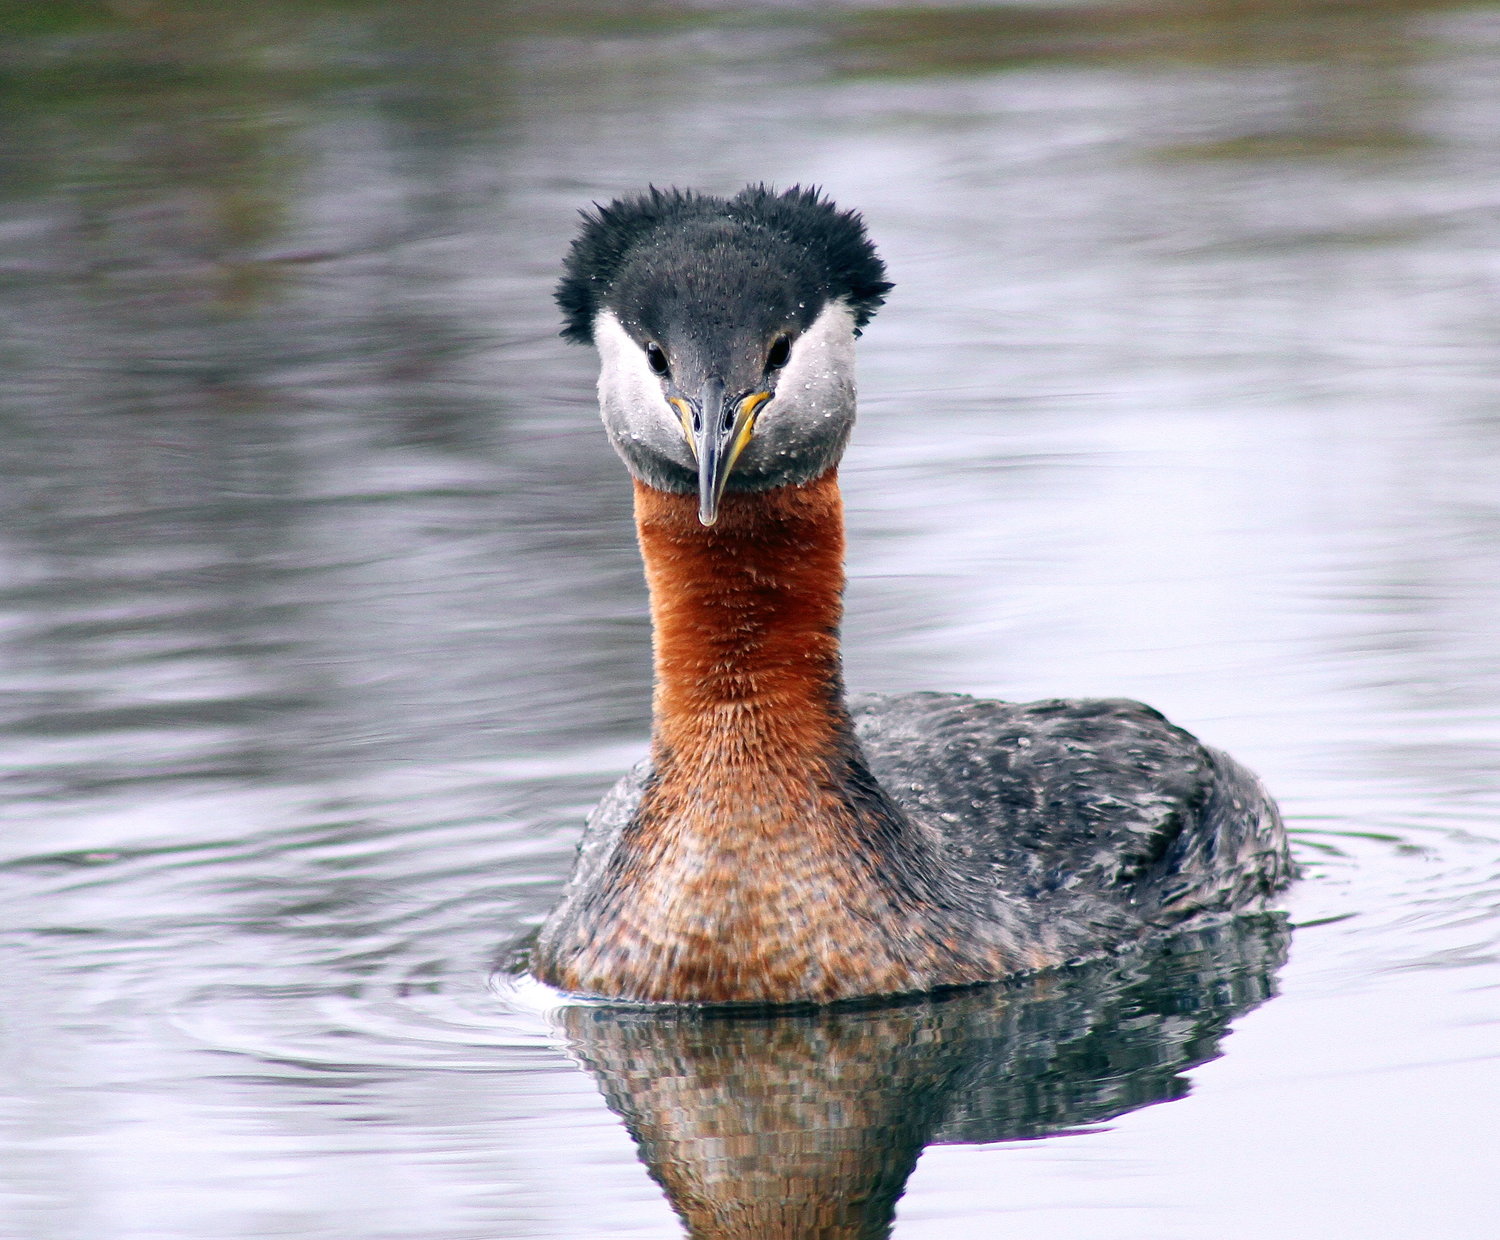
[2,2,1498,1237]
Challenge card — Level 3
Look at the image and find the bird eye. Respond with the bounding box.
[645,343,670,376]
[767,335,792,370]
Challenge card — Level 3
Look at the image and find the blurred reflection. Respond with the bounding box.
[838,0,1450,72]
[0,0,652,799]
[561,916,1288,1239]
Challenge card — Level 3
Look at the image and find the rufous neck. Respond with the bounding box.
[632,472,847,762]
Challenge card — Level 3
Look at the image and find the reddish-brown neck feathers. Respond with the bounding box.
[634,472,847,770]
[533,473,1009,1003]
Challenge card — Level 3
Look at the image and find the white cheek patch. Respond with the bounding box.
[773,299,857,415]
[763,299,857,428]
[593,310,678,436]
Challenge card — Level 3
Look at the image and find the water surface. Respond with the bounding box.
[2,3,1498,1237]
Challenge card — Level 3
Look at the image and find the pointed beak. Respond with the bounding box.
[672,382,772,526]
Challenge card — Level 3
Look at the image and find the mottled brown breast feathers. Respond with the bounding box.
[532,475,1017,1003]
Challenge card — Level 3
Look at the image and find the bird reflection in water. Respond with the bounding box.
[555,915,1287,1239]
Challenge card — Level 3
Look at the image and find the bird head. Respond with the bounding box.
[557,185,891,524]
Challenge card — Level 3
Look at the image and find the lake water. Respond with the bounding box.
[2,2,1498,1237]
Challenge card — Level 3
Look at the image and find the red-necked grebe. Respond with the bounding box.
[531,185,1292,1005]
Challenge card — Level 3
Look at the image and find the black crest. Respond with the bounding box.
[556,185,893,344]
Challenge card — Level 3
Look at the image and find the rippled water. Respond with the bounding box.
[2,3,1498,1237]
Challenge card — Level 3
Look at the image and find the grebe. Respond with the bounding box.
[532,185,1292,1005]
